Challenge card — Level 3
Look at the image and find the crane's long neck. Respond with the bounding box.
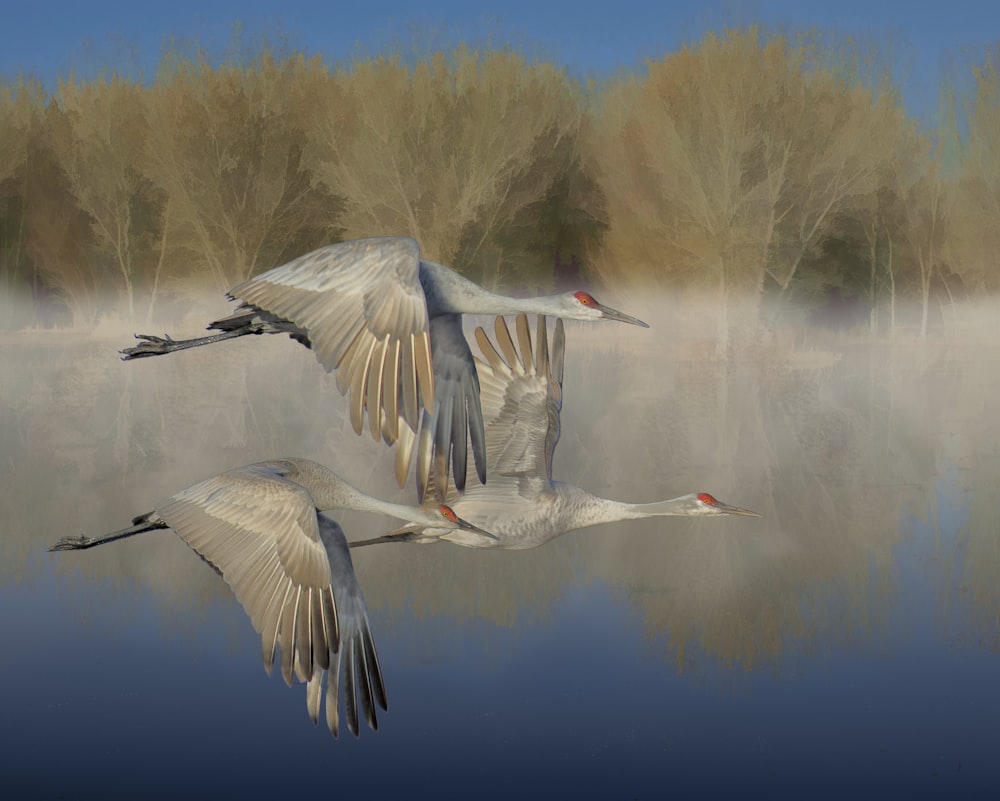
[288,460,420,523]
[420,260,565,317]
[555,484,698,532]
[319,482,418,522]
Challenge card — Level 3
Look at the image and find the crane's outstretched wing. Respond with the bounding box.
[426,314,564,502]
[369,314,563,544]
[224,236,434,449]
[474,314,564,483]
[305,515,387,737]
[412,315,486,502]
[154,463,340,689]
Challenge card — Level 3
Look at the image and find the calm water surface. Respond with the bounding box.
[2,299,999,798]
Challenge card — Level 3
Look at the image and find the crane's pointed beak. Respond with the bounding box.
[715,502,761,517]
[596,302,649,328]
[456,515,499,540]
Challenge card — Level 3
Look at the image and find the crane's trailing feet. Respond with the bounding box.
[122,323,270,360]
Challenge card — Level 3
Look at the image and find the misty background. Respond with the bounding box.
[5,294,998,669]
[2,12,1000,797]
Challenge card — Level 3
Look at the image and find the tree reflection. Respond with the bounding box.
[4,294,999,668]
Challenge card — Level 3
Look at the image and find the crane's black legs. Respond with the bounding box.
[49,514,169,551]
[121,322,268,360]
[349,530,419,548]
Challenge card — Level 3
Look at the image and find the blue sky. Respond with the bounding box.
[2,0,997,122]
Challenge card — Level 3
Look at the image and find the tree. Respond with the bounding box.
[899,141,950,337]
[303,47,584,287]
[142,52,337,293]
[583,28,905,349]
[21,101,102,326]
[0,79,43,327]
[947,48,1000,293]
[52,76,162,320]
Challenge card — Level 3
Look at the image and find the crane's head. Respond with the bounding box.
[564,291,649,327]
[689,492,761,517]
[432,504,499,539]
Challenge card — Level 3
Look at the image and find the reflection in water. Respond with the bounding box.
[3,295,1000,794]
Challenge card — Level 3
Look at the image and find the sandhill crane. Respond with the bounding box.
[353,315,759,550]
[48,457,493,737]
[121,237,647,501]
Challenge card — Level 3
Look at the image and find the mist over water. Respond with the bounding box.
[3,292,999,796]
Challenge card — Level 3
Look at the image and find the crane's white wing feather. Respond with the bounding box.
[474,314,564,483]
[154,463,340,688]
[227,237,434,446]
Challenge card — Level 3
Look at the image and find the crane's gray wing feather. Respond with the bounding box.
[413,314,485,501]
[226,236,434,456]
[154,463,339,687]
[307,515,386,737]
[545,317,565,483]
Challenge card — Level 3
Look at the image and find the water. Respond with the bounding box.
[2,298,998,798]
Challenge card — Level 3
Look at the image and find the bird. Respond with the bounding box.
[48,457,494,737]
[120,236,648,501]
[352,314,760,550]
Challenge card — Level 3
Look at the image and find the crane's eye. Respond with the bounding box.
[697,493,718,506]
[574,291,596,306]
[439,505,459,523]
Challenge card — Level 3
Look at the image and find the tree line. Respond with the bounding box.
[1,27,997,337]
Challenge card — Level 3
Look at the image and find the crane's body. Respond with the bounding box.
[49,456,491,737]
[122,237,647,501]
[354,315,759,550]
[395,482,753,550]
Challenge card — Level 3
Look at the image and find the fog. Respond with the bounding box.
[0,292,1000,797]
[2,292,998,794]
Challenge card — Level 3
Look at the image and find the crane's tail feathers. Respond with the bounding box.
[48,514,168,551]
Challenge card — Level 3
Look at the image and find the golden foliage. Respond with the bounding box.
[142,54,337,292]
[53,77,157,318]
[0,80,41,184]
[303,47,583,284]
[0,28,996,332]
[583,28,906,302]
[947,52,1000,293]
